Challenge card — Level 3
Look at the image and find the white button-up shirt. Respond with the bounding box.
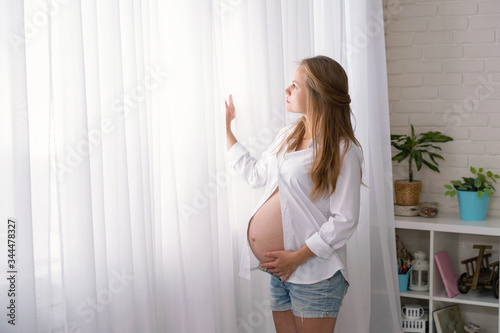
[227,123,362,284]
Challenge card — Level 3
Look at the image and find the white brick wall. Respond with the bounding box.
[444,59,484,72]
[454,30,495,44]
[414,31,453,44]
[479,1,500,14]
[438,3,478,16]
[385,0,500,218]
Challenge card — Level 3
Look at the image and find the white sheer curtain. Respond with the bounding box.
[0,0,399,332]
[337,1,402,331]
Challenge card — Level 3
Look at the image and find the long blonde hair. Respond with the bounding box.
[277,56,362,201]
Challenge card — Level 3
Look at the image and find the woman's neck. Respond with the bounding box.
[302,119,313,140]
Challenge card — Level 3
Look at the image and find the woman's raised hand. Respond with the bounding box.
[225,94,235,129]
[225,94,238,150]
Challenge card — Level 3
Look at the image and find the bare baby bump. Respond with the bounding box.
[247,188,284,263]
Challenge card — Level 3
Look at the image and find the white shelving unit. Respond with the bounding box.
[395,214,500,333]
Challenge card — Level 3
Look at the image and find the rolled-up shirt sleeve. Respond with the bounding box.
[305,144,362,259]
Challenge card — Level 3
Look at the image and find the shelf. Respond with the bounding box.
[433,291,499,308]
[400,290,430,300]
[395,214,500,235]
[395,213,500,332]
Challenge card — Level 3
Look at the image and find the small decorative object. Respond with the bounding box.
[401,304,427,333]
[402,304,424,320]
[409,251,429,292]
[418,202,438,217]
[398,272,410,293]
[458,244,499,299]
[392,125,453,206]
[444,167,499,221]
[464,321,481,333]
[434,251,460,298]
[398,258,414,293]
[395,231,414,261]
[394,204,419,217]
[433,304,466,333]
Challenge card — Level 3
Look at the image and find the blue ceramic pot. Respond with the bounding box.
[457,190,490,221]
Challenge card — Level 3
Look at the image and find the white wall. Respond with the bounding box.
[384,0,500,217]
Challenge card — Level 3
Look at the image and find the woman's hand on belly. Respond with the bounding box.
[260,245,316,282]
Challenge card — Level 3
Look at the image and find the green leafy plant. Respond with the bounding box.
[445,167,500,198]
[391,125,453,182]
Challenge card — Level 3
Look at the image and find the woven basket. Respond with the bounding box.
[394,180,422,206]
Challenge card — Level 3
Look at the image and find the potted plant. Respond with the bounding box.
[391,125,453,206]
[444,167,499,221]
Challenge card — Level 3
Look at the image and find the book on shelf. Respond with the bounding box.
[433,304,465,333]
[434,251,460,298]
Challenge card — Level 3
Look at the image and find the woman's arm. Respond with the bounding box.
[305,144,362,259]
[226,94,237,150]
[225,94,268,188]
[225,95,291,188]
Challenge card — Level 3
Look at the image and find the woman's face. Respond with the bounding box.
[285,65,307,115]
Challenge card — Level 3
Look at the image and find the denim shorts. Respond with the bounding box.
[267,270,349,319]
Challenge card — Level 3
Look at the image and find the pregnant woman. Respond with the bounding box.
[225,55,363,333]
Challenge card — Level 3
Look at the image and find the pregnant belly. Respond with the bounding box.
[247,187,284,263]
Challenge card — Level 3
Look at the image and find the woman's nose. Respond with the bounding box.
[284,87,290,95]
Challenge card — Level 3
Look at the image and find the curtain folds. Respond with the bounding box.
[0,0,400,332]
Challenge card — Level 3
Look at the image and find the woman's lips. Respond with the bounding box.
[286,100,290,103]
